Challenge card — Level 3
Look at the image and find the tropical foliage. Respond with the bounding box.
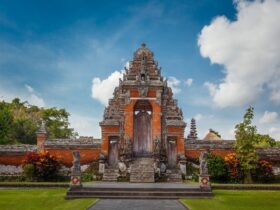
[206,153,229,182]
[23,151,61,181]
[253,160,274,182]
[235,106,258,183]
[0,98,77,144]
[224,153,243,183]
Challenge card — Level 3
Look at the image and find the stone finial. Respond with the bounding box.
[36,120,47,134]
[141,43,146,48]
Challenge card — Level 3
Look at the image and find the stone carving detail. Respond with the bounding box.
[199,151,208,175]
[138,86,149,97]
[118,156,127,173]
[72,151,81,175]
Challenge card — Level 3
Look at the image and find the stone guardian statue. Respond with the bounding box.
[70,151,82,188]
[199,151,211,190]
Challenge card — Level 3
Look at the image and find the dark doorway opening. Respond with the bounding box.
[133,100,153,157]
[167,136,177,168]
[108,136,119,167]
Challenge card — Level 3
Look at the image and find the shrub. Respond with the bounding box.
[23,163,35,181]
[224,153,243,183]
[253,160,274,182]
[206,153,229,182]
[23,151,61,181]
[81,173,93,182]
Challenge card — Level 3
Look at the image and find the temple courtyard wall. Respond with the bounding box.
[1,139,280,177]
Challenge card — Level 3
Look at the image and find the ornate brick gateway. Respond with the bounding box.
[99,44,186,182]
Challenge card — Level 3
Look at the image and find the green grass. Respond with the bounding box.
[0,189,96,210]
[181,190,280,210]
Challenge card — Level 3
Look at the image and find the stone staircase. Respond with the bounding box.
[130,158,155,183]
[166,169,182,183]
[102,168,119,182]
[66,183,213,199]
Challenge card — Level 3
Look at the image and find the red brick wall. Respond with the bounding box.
[0,154,26,166]
[167,127,185,155]
[46,148,100,167]
[0,148,101,167]
[185,149,235,159]
[100,126,119,155]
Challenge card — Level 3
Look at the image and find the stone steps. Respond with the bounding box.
[102,168,119,182]
[130,158,155,183]
[66,185,213,199]
[166,169,183,183]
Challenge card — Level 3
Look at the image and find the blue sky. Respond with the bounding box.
[1,0,280,140]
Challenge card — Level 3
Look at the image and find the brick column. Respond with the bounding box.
[36,120,47,152]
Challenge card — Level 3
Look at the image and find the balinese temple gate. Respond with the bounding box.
[99,44,186,182]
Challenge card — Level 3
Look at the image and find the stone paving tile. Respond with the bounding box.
[88,199,188,210]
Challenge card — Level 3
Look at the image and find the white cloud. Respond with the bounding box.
[24,84,45,107]
[167,76,181,94]
[194,114,203,121]
[25,84,34,93]
[268,127,280,140]
[259,111,278,124]
[0,83,45,107]
[91,70,124,105]
[199,0,280,107]
[69,114,101,138]
[185,78,193,87]
[29,94,45,107]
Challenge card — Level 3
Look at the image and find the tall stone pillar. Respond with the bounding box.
[70,151,82,188]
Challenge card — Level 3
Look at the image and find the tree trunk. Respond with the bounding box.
[244,170,253,184]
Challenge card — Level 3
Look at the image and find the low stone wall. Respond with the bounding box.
[185,140,280,164]
[212,184,280,190]
[185,140,235,158]
[0,139,101,176]
[44,138,101,166]
[0,145,37,166]
[0,164,23,176]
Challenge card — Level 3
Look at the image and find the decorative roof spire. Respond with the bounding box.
[187,118,198,140]
[141,43,146,48]
[36,120,47,134]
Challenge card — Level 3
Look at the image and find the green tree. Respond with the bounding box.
[0,102,14,144]
[235,106,258,184]
[0,98,77,144]
[254,134,276,147]
[206,153,229,182]
[42,108,76,139]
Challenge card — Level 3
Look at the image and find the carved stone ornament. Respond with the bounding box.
[199,151,209,175]
[138,86,148,97]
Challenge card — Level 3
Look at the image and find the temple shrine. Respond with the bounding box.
[99,43,186,182]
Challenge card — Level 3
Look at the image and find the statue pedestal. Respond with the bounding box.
[199,174,211,190]
[70,174,82,188]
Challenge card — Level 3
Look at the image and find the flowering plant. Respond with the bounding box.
[224,153,243,182]
[23,151,61,181]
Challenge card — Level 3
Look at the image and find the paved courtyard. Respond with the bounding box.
[89,199,188,210]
